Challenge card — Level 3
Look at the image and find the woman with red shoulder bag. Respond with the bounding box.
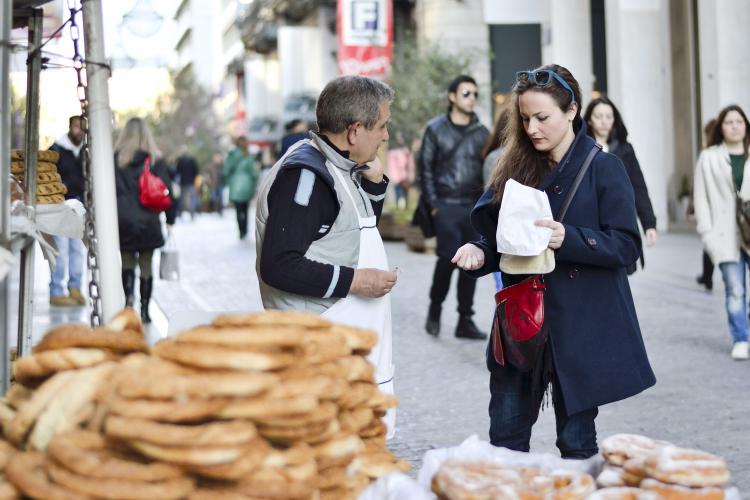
[114,117,177,323]
[452,64,655,458]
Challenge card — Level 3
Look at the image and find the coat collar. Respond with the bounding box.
[536,121,596,192]
[310,132,357,173]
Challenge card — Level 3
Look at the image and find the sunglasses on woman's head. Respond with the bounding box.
[515,70,576,103]
[461,89,479,98]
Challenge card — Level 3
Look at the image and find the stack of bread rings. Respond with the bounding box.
[0,309,409,499]
[9,149,67,205]
[596,433,730,499]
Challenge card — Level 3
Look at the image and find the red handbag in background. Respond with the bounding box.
[138,156,172,213]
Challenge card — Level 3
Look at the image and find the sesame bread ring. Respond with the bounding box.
[5,371,76,446]
[212,310,331,329]
[329,324,378,352]
[257,420,332,445]
[350,451,411,479]
[10,150,22,160]
[33,324,147,354]
[152,340,295,371]
[117,368,276,400]
[129,440,251,467]
[174,325,309,348]
[28,362,115,452]
[217,394,318,420]
[359,417,387,439]
[188,440,271,480]
[107,308,143,335]
[37,172,61,184]
[255,401,337,428]
[312,433,364,469]
[549,469,597,499]
[601,434,672,466]
[46,459,195,500]
[640,478,725,500]
[335,356,376,382]
[597,464,627,488]
[4,384,32,410]
[36,161,58,173]
[47,431,183,481]
[10,162,24,175]
[318,465,348,490]
[105,393,231,423]
[0,479,18,499]
[105,415,257,447]
[36,182,65,196]
[338,381,377,410]
[366,391,398,412]
[302,330,351,363]
[339,407,374,433]
[37,150,59,162]
[234,456,318,499]
[13,347,116,383]
[622,456,648,486]
[265,375,343,400]
[588,487,663,500]
[643,446,730,488]
[4,452,81,500]
[37,194,65,205]
[0,440,16,470]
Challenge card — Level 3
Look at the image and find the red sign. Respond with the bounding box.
[337,0,393,78]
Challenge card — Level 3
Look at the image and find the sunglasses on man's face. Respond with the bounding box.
[460,89,479,99]
[515,70,576,103]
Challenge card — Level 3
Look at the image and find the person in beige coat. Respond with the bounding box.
[693,104,750,360]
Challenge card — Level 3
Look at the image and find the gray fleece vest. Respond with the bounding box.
[255,133,377,313]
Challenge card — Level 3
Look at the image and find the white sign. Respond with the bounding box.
[341,0,388,47]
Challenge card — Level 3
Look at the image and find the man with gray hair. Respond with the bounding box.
[255,75,398,436]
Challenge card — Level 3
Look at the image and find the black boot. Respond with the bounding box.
[455,316,487,340]
[139,277,153,324]
[121,270,135,308]
[425,304,441,337]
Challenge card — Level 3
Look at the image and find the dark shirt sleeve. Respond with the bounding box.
[620,143,657,231]
[360,174,389,222]
[418,127,439,206]
[260,168,354,298]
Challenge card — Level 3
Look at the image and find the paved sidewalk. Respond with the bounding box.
[10,209,748,491]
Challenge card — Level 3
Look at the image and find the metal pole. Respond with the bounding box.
[17,9,43,358]
[0,0,13,390]
[81,0,123,322]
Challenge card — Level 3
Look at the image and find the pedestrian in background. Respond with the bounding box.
[114,117,177,323]
[386,131,414,209]
[208,152,225,214]
[694,118,718,291]
[480,108,510,292]
[419,74,489,340]
[224,135,258,240]
[584,96,657,274]
[278,119,309,159]
[693,104,750,360]
[175,150,199,219]
[453,64,655,457]
[48,115,86,307]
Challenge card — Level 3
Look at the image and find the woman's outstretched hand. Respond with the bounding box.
[535,219,566,249]
[451,244,485,271]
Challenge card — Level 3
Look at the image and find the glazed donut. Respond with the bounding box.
[643,445,730,488]
[640,478,725,500]
[549,469,596,499]
[587,486,662,500]
[601,433,672,466]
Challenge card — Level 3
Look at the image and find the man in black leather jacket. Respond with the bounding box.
[418,75,489,339]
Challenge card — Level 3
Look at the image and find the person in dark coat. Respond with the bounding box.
[419,74,490,340]
[452,64,656,458]
[584,96,657,274]
[114,117,177,323]
[175,152,199,219]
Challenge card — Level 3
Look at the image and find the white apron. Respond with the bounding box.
[323,167,396,439]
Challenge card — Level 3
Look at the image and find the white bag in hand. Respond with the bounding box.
[496,179,553,256]
[159,232,180,281]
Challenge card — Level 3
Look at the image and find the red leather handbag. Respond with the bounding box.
[491,275,548,370]
[138,156,172,213]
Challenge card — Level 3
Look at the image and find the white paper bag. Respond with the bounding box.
[496,179,553,256]
[159,233,180,281]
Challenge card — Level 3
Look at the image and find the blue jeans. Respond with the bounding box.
[50,236,84,296]
[493,272,503,292]
[489,370,599,459]
[718,250,750,343]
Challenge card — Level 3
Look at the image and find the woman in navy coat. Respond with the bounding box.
[452,64,656,458]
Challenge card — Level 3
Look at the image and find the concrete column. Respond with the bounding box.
[605,0,672,231]
[697,0,750,119]
[542,0,595,104]
[414,0,491,125]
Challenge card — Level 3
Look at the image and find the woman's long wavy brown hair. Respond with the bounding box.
[709,104,750,161]
[488,64,582,205]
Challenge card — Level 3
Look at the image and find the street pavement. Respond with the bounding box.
[12,208,750,491]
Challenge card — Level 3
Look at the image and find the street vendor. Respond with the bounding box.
[255,75,398,436]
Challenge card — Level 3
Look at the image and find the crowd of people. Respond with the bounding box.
[44,65,749,456]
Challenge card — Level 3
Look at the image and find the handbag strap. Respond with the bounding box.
[555,144,601,222]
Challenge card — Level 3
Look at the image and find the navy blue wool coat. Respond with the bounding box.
[469,124,656,416]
